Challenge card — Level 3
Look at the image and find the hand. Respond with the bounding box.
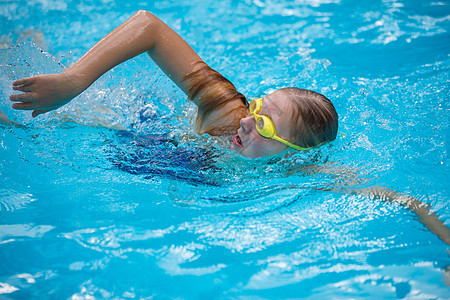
[10,72,84,117]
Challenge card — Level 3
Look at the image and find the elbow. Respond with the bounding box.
[135,10,157,23]
[131,10,160,47]
[134,9,161,30]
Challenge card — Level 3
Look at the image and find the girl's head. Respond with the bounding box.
[234,88,338,159]
[183,63,338,159]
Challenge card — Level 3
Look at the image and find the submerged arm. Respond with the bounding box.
[343,186,450,245]
[294,163,450,245]
[10,10,214,117]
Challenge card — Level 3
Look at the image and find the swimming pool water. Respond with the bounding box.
[1,0,449,298]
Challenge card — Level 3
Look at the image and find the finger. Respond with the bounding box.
[12,102,35,110]
[32,109,52,118]
[13,77,34,87]
[10,93,33,102]
[12,85,33,92]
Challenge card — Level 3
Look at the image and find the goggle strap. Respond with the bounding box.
[272,135,309,151]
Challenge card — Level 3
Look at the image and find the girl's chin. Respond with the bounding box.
[230,142,243,153]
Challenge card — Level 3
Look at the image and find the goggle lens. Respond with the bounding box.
[256,117,265,132]
[249,101,256,113]
[249,99,261,114]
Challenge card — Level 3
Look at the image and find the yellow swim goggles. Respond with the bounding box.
[249,98,309,151]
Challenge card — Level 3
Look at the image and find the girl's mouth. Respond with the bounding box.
[233,134,243,149]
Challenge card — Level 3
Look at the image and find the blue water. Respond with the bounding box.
[1,0,449,298]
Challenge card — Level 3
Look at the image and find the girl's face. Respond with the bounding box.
[233,90,293,159]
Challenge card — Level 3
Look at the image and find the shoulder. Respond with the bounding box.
[183,62,249,136]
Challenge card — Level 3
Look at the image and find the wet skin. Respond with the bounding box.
[233,90,293,159]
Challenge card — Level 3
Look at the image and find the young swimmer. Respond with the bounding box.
[7,11,450,251]
[9,10,338,159]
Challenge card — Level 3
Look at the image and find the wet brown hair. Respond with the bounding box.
[281,87,338,148]
[182,61,248,136]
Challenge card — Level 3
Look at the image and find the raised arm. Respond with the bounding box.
[10,10,204,117]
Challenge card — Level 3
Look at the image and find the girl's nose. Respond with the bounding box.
[240,114,254,134]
